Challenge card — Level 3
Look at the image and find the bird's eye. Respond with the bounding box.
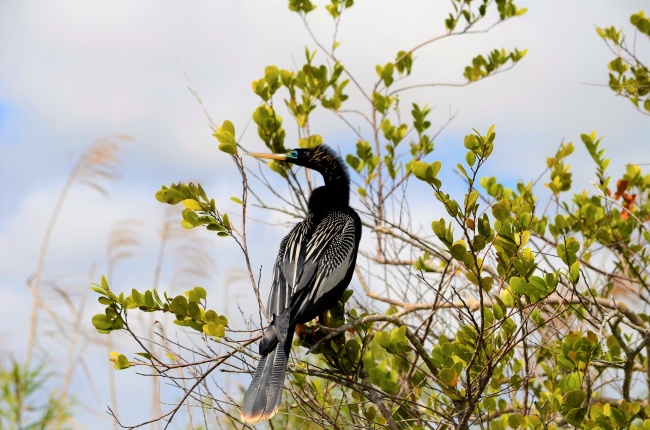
[289,150,298,158]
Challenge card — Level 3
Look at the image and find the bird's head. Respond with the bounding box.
[248,145,351,210]
[248,145,325,168]
[247,147,301,164]
[247,145,347,182]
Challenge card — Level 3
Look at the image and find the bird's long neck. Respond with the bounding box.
[308,161,350,213]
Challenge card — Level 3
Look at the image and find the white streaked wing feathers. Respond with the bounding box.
[267,211,357,319]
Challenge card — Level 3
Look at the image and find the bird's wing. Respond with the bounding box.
[267,214,314,318]
[267,211,359,320]
[299,211,359,306]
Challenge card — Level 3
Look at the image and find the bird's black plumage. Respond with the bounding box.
[241,145,362,424]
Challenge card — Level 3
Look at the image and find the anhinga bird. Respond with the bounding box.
[241,144,362,424]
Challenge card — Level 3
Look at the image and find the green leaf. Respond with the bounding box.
[391,325,407,343]
[341,288,354,304]
[182,208,199,226]
[439,368,458,387]
[457,163,469,179]
[180,220,194,229]
[203,322,225,338]
[105,306,118,319]
[222,213,231,230]
[194,286,207,300]
[134,352,152,360]
[372,92,393,114]
[288,0,316,14]
[112,315,124,330]
[187,288,200,303]
[565,407,587,426]
[492,200,511,221]
[181,199,202,210]
[395,50,413,75]
[464,134,478,150]
[99,275,109,291]
[565,389,586,408]
[466,190,479,211]
[213,120,237,154]
[466,271,479,285]
[344,339,361,363]
[213,131,234,146]
[205,310,218,323]
[431,218,446,239]
[264,66,279,85]
[377,62,394,86]
[114,354,131,370]
[156,187,185,205]
[131,289,144,306]
[450,242,467,261]
[92,314,113,332]
[230,196,243,204]
[501,288,515,307]
[508,414,523,429]
[207,223,225,232]
[465,150,477,167]
[411,160,441,185]
[558,237,580,265]
[91,286,107,296]
[569,261,580,283]
[364,406,377,423]
[375,331,390,349]
[590,403,603,419]
[153,289,163,306]
[429,161,442,177]
[170,295,188,317]
[545,273,558,293]
[492,301,504,319]
[528,276,546,293]
[480,276,494,292]
[144,290,155,308]
[510,277,526,295]
[557,355,575,371]
[187,301,201,321]
[218,142,237,154]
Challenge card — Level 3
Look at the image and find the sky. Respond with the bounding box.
[1,0,649,428]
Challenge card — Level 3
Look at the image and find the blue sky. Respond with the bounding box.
[1,0,649,428]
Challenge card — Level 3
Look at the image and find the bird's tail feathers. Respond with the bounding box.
[240,333,293,424]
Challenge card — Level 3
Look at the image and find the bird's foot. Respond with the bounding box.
[295,323,324,347]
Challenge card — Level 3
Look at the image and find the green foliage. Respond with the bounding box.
[288,0,317,14]
[212,120,238,154]
[545,141,574,195]
[445,0,527,31]
[463,48,527,82]
[110,352,132,370]
[631,11,650,36]
[249,49,349,162]
[155,181,233,235]
[597,10,650,115]
[410,123,650,428]
[91,276,228,355]
[375,325,409,354]
[589,401,645,429]
[582,131,610,190]
[0,362,73,430]
[410,159,441,186]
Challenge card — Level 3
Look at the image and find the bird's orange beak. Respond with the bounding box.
[247,152,288,161]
